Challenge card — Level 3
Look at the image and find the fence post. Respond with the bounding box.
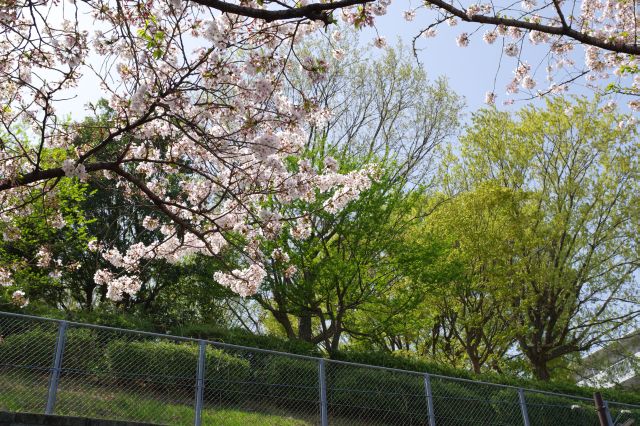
[594,392,613,426]
[318,359,328,426]
[45,320,67,415]
[194,340,207,426]
[518,388,531,426]
[424,373,436,426]
[603,401,614,426]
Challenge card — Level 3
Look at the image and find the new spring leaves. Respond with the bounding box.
[0,0,637,303]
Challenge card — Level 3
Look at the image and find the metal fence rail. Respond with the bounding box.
[0,311,638,426]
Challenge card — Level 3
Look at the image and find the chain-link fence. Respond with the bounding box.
[0,311,637,426]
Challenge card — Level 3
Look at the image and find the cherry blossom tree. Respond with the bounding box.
[192,0,640,106]
[1,0,637,304]
[0,1,376,303]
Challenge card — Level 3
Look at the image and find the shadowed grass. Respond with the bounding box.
[0,372,314,425]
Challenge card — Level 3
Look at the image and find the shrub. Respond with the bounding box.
[326,363,427,425]
[259,355,319,414]
[68,310,156,332]
[5,313,639,415]
[523,392,599,426]
[0,326,56,371]
[172,323,320,357]
[429,379,519,426]
[105,339,251,403]
[0,326,103,373]
[332,350,640,405]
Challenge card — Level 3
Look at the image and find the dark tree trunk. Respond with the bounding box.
[328,325,342,354]
[83,283,95,311]
[271,310,296,340]
[469,355,482,374]
[532,359,551,381]
[298,313,312,342]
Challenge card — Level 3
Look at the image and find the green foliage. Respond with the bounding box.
[409,95,640,379]
[259,356,319,414]
[66,309,157,332]
[172,322,321,356]
[327,363,427,423]
[8,304,158,331]
[332,350,466,378]
[0,327,104,372]
[0,176,95,308]
[429,381,521,426]
[106,339,251,403]
[137,17,165,59]
[332,349,640,405]
[523,393,599,426]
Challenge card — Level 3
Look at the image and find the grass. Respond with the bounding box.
[0,371,314,425]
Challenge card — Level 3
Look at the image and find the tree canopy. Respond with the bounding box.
[1,1,639,383]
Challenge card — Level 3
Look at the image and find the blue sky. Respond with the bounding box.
[366,2,620,115]
[373,4,506,112]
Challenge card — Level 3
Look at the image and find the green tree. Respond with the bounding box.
[409,186,522,373]
[440,96,640,380]
[249,38,463,353]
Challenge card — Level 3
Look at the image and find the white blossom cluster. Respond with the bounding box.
[0,1,381,301]
[484,91,497,105]
[36,246,53,268]
[0,267,11,287]
[92,158,375,300]
[93,269,142,301]
[61,160,88,181]
[12,290,29,308]
[506,63,536,94]
[214,264,267,297]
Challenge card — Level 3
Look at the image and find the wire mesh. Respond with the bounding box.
[325,360,428,426]
[429,375,523,425]
[0,314,58,414]
[1,311,639,426]
[202,343,319,424]
[608,401,640,426]
[523,389,600,426]
[54,324,197,424]
[201,344,320,425]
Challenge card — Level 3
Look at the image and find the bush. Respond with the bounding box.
[259,355,319,414]
[326,362,427,425]
[429,379,519,426]
[5,312,639,415]
[105,339,251,403]
[0,326,56,370]
[523,392,599,426]
[332,349,640,405]
[10,306,156,332]
[0,326,104,373]
[68,310,156,332]
[172,323,320,357]
[332,350,465,379]
[203,345,252,405]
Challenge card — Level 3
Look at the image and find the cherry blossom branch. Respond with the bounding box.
[188,0,640,55]
[0,162,117,192]
[190,0,375,23]
[424,0,640,55]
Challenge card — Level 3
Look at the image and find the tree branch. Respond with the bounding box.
[426,0,640,55]
[189,0,375,23]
